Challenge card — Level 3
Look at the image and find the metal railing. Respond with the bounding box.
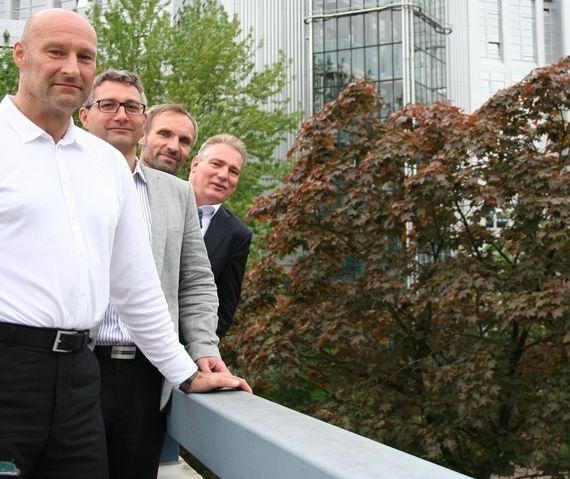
[164,390,473,479]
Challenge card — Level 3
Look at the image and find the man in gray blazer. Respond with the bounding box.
[80,70,233,479]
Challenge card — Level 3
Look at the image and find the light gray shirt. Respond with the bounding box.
[200,204,221,236]
[97,161,152,346]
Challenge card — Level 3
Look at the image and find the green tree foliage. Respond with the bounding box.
[226,57,570,478]
[0,31,18,96]
[89,0,300,217]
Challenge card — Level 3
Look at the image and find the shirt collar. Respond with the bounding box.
[0,95,77,145]
[200,204,222,216]
[133,159,148,184]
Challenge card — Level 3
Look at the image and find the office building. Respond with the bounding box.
[2,0,568,120]
[215,0,569,118]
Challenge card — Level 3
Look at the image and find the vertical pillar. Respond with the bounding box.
[7,0,19,20]
[160,433,180,463]
[560,0,570,55]
[306,0,314,115]
[501,0,512,65]
[401,0,415,104]
[535,0,545,65]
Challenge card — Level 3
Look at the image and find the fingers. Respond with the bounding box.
[195,356,231,374]
[195,357,212,373]
[208,373,252,393]
[235,377,253,393]
[188,371,252,394]
[212,360,231,374]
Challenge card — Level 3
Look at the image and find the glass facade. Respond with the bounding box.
[413,2,447,106]
[310,0,447,119]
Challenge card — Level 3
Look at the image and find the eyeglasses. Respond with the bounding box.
[86,99,146,116]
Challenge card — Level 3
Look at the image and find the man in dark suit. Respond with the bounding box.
[189,135,252,338]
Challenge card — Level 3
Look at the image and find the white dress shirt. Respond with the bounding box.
[0,96,195,385]
[200,204,221,236]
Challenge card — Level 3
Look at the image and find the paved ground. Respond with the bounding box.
[158,458,203,479]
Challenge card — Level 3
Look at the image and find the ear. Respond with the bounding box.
[190,156,199,172]
[78,107,89,129]
[12,41,26,69]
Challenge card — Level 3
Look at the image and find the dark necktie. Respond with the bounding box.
[197,207,203,228]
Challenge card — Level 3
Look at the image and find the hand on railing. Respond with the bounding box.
[195,356,231,374]
[180,371,252,394]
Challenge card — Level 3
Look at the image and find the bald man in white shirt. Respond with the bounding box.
[0,9,250,479]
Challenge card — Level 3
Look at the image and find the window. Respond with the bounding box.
[338,16,350,49]
[352,48,365,79]
[543,1,563,63]
[379,44,393,80]
[351,14,364,48]
[480,0,502,59]
[510,0,536,61]
[324,18,337,51]
[364,12,378,46]
[485,210,509,229]
[365,46,379,80]
[481,71,505,99]
[313,20,324,53]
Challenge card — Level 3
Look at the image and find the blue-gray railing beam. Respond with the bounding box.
[167,390,472,479]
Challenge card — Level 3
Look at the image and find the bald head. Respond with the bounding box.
[12,8,97,140]
[21,9,97,46]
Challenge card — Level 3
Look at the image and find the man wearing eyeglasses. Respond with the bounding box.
[79,69,233,479]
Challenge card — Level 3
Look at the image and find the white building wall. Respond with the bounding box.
[0,18,23,43]
[0,0,92,44]
[446,0,570,113]
[218,0,308,160]
[445,0,471,111]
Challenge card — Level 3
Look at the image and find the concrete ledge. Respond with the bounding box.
[167,390,473,479]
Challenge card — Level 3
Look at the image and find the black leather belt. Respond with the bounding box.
[94,345,139,360]
[0,322,89,353]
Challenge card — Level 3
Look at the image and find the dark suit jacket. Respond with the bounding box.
[204,205,252,338]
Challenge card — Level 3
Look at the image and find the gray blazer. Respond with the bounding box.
[92,165,220,410]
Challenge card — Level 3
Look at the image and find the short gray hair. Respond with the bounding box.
[197,134,247,166]
[84,69,147,106]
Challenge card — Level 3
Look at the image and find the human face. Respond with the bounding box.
[140,111,196,174]
[189,143,243,206]
[13,10,97,120]
[79,81,146,163]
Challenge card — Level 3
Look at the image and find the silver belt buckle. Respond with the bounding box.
[52,330,79,353]
[111,345,137,359]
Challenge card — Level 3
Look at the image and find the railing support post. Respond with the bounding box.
[160,432,180,464]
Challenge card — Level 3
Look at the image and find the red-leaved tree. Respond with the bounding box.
[225,57,570,478]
